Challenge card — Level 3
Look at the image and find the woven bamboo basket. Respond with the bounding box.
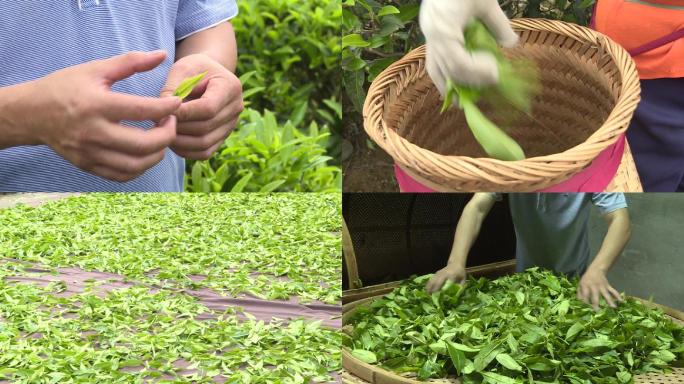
[363,18,642,192]
[342,292,684,384]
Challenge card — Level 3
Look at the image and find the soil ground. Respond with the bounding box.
[342,116,399,193]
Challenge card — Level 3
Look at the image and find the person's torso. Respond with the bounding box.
[595,0,684,79]
[508,193,592,276]
[0,1,185,192]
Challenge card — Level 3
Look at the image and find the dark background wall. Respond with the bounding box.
[342,193,516,288]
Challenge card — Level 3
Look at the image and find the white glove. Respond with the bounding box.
[419,0,519,96]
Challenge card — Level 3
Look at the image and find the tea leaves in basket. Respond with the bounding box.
[441,20,540,161]
[345,268,684,383]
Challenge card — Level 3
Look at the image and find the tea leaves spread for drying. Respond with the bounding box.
[0,261,340,383]
[344,269,684,383]
[0,194,341,383]
[0,193,341,304]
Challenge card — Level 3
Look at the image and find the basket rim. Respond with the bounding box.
[362,18,642,188]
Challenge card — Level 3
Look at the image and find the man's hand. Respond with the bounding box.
[160,53,243,160]
[9,51,182,182]
[577,267,623,311]
[426,264,466,294]
[419,0,518,94]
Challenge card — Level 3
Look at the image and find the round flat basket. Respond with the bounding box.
[363,18,641,192]
[342,294,684,384]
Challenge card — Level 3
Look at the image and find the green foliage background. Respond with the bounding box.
[342,0,596,115]
[185,0,342,192]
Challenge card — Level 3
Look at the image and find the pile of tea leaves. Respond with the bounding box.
[344,268,684,383]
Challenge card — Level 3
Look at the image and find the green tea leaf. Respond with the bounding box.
[174,71,208,99]
[482,371,519,384]
[447,342,467,376]
[449,342,481,353]
[617,371,632,383]
[473,344,501,371]
[566,322,584,341]
[429,341,447,354]
[461,98,525,161]
[626,351,634,367]
[417,360,439,380]
[352,349,377,364]
[556,299,570,316]
[496,353,523,371]
[578,338,618,350]
[506,333,519,353]
[653,350,676,363]
[515,291,525,305]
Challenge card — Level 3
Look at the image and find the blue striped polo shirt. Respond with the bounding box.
[0,0,237,192]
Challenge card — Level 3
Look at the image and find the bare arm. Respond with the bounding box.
[447,192,497,268]
[590,208,631,272]
[578,208,631,310]
[426,193,496,292]
[176,22,237,71]
[0,83,38,149]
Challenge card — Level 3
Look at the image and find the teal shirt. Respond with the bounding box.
[494,193,627,276]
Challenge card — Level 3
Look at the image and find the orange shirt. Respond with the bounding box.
[594,0,684,79]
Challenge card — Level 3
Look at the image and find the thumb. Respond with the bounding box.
[100,50,168,86]
[478,4,519,48]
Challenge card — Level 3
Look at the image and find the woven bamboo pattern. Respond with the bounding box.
[363,18,642,192]
[606,140,642,192]
[342,295,684,384]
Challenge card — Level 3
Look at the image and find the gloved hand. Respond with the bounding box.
[419,0,519,96]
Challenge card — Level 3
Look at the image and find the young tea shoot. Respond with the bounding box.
[174,71,208,100]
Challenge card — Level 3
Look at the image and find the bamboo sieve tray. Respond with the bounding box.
[342,293,683,383]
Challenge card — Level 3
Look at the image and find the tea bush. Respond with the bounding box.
[186,108,342,193]
[233,0,341,123]
[185,0,342,192]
